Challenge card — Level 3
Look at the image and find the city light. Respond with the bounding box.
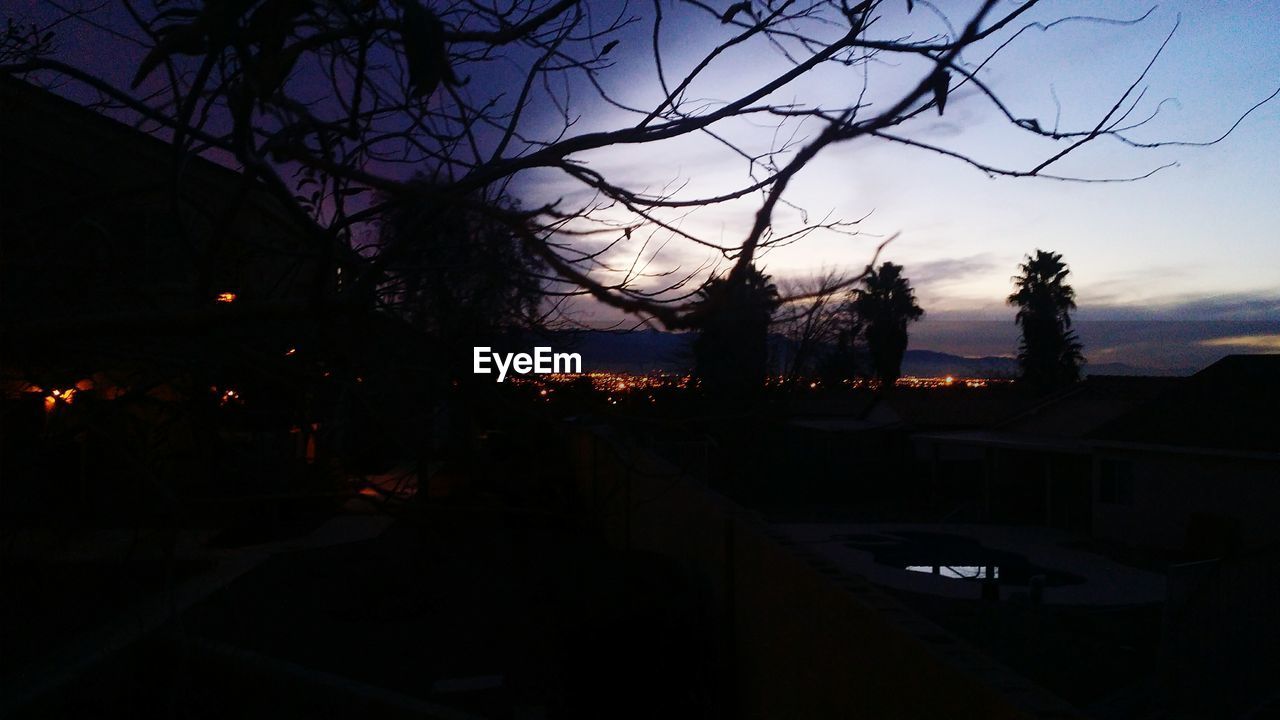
[509,371,1007,397]
[212,386,243,406]
[43,387,76,412]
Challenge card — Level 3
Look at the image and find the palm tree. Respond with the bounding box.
[851,262,924,387]
[1008,249,1085,392]
[689,264,780,400]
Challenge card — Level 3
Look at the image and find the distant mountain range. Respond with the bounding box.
[543,330,1189,377]
[893,350,1183,378]
[546,329,691,372]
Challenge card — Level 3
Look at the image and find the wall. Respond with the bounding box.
[1092,449,1280,552]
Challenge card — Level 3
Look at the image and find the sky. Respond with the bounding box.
[10,0,1280,370]
[529,1,1280,369]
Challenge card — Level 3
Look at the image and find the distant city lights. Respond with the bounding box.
[509,371,1006,399]
[44,387,76,412]
[211,386,243,406]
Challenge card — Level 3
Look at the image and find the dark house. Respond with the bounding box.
[0,77,348,525]
[0,77,340,329]
[915,375,1177,531]
[916,356,1280,553]
[777,383,1036,504]
[1087,354,1280,553]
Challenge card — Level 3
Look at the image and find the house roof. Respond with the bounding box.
[879,384,1039,430]
[915,356,1280,458]
[1,75,261,208]
[1088,355,1280,454]
[997,375,1182,438]
[914,375,1181,454]
[0,77,364,374]
[784,384,1040,434]
[914,429,1090,454]
[788,417,890,433]
[0,75,364,273]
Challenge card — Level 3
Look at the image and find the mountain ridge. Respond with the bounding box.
[539,329,1189,377]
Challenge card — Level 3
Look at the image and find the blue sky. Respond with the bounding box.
[522,1,1280,367]
[549,2,1279,309]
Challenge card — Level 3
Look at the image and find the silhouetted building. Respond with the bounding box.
[0,76,340,328]
[780,384,1036,503]
[917,357,1280,553]
[915,375,1175,530]
[1088,354,1280,554]
[0,77,348,524]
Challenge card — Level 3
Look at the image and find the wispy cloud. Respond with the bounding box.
[910,319,1280,371]
[1074,291,1280,322]
[906,253,1005,288]
[1199,334,1280,351]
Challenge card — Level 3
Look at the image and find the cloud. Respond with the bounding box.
[909,319,1280,371]
[906,253,1003,282]
[1199,334,1280,351]
[1074,291,1280,322]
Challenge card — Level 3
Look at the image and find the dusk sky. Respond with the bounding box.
[15,0,1280,369]
[528,2,1280,350]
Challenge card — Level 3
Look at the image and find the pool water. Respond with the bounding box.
[837,531,1085,587]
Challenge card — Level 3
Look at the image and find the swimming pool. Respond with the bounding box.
[836,531,1085,587]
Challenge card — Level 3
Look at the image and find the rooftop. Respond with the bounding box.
[1089,354,1280,454]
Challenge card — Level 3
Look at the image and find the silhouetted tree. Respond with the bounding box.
[8,2,1266,331]
[689,265,780,401]
[377,183,547,376]
[777,271,849,384]
[815,318,867,384]
[1008,250,1085,392]
[373,184,550,459]
[851,262,924,387]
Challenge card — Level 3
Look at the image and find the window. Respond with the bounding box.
[1098,458,1134,506]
